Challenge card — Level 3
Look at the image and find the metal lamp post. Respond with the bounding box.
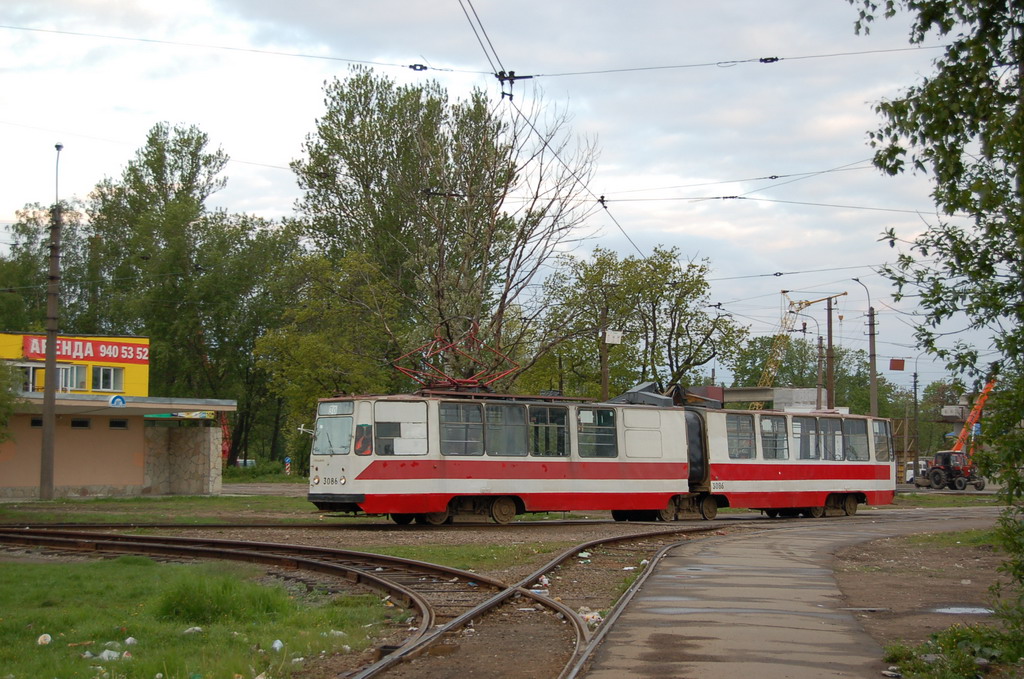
[852,278,878,416]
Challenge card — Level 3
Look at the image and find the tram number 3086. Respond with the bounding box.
[711,481,725,491]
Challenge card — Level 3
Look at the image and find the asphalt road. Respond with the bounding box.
[584,507,1001,679]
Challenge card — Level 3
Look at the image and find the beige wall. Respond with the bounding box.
[0,414,222,499]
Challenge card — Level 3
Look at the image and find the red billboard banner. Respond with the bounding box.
[22,336,150,365]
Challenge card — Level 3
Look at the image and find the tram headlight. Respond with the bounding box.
[313,476,320,485]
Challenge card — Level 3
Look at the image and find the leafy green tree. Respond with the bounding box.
[731,336,901,415]
[292,67,598,381]
[519,246,746,398]
[255,252,409,468]
[7,123,300,464]
[849,0,1024,640]
[0,201,90,333]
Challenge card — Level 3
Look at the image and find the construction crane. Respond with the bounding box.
[749,291,842,409]
[914,377,996,491]
[951,377,997,457]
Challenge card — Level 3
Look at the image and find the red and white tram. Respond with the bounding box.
[307,386,896,524]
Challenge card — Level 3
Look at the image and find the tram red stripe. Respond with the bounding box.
[712,462,892,482]
[356,459,688,481]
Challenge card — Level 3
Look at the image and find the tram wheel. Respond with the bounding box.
[764,509,780,519]
[802,506,826,519]
[489,497,517,525]
[417,510,450,526]
[657,506,676,522]
[391,513,415,525]
[611,510,629,522]
[699,495,718,521]
[842,495,859,516]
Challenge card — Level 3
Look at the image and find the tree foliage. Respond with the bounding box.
[3,123,300,463]
[292,67,598,382]
[518,246,747,397]
[849,0,1024,637]
[731,335,901,415]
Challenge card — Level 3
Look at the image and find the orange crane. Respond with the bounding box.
[950,377,997,457]
[915,377,995,491]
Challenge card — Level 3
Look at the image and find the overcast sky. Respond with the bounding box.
[0,0,986,392]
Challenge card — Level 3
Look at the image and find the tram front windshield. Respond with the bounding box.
[313,416,353,455]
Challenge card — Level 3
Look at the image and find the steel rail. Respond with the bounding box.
[354,524,729,678]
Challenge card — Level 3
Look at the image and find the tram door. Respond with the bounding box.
[685,410,708,487]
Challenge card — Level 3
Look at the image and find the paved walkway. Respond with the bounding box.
[585,508,1000,679]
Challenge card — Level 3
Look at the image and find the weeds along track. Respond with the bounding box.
[0,524,729,678]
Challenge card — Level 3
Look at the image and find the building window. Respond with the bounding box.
[92,366,124,392]
[109,419,129,430]
[529,406,568,457]
[70,417,90,429]
[726,413,756,459]
[30,417,42,428]
[578,408,618,458]
[19,366,41,392]
[58,365,87,391]
[760,415,789,460]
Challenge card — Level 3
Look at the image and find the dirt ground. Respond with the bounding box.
[834,533,1006,648]
[1,503,1008,676]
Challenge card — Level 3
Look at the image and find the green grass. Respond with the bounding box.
[904,528,997,549]
[222,461,307,484]
[883,624,1024,679]
[0,494,325,526]
[0,555,396,678]
[888,493,1004,509]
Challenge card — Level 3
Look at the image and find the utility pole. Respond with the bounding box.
[852,278,878,416]
[816,335,824,410]
[826,296,835,409]
[40,143,63,501]
[599,302,609,401]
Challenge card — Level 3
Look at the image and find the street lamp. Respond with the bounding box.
[790,310,824,409]
[40,142,63,500]
[852,277,878,416]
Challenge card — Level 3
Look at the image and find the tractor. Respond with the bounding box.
[912,377,995,492]
[915,450,985,491]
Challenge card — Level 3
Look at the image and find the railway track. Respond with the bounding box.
[0,523,728,677]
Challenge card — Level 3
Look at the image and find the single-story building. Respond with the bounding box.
[0,332,236,499]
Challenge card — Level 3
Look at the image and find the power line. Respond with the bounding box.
[529,44,945,78]
[0,23,487,76]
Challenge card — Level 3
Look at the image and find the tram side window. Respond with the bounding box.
[793,416,819,459]
[375,401,428,455]
[873,420,893,461]
[529,406,568,457]
[726,413,756,459]
[820,418,844,460]
[440,402,484,456]
[844,419,870,460]
[486,404,528,456]
[578,408,618,458]
[760,415,789,459]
